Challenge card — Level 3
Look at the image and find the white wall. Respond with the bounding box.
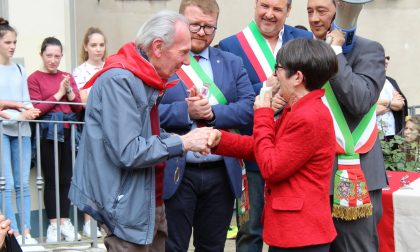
[6,0,420,105]
[8,0,72,75]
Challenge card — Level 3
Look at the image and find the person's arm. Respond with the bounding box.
[27,74,60,116]
[211,130,255,160]
[159,99,192,130]
[389,91,405,111]
[67,76,83,113]
[329,33,385,115]
[376,102,389,116]
[0,101,24,119]
[100,71,185,169]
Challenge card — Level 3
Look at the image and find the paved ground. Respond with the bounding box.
[21,220,269,251]
[22,238,268,252]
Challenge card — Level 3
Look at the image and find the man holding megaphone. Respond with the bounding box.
[307,1,387,252]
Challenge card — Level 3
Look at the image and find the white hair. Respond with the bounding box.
[135,10,189,51]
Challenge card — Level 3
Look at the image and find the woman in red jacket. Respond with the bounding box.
[209,38,338,252]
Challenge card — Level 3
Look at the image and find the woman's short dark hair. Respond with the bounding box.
[276,38,338,91]
[40,37,63,54]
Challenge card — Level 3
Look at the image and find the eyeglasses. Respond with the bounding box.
[273,63,285,76]
[189,24,217,35]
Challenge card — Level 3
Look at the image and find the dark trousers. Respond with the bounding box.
[269,243,330,252]
[236,170,265,252]
[40,129,73,219]
[165,161,235,252]
[330,189,383,252]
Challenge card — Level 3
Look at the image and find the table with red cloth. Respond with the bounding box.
[378,171,420,252]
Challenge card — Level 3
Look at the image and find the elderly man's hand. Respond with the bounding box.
[180,127,213,154]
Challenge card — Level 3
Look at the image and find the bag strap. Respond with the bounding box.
[16,63,22,76]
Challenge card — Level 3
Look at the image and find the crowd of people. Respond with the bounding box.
[0,0,419,251]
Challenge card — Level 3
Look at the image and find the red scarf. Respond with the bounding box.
[83,42,177,92]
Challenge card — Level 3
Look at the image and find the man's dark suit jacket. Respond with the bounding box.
[159,46,255,200]
[329,35,388,192]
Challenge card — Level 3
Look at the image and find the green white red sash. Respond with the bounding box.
[322,82,377,220]
[176,54,249,224]
[236,20,275,83]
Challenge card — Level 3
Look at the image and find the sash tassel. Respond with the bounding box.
[332,204,373,221]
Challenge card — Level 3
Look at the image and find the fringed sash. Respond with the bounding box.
[322,82,378,220]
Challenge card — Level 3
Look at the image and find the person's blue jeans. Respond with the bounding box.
[0,134,32,232]
[236,170,265,252]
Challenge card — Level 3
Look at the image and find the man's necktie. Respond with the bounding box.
[193,55,202,62]
[192,55,206,127]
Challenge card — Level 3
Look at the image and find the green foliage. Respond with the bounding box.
[380,132,419,172]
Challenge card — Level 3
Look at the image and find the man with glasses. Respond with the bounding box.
[159,0,254,251]
[218,1,312,251]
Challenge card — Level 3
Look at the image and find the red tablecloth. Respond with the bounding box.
[378,171,420,252]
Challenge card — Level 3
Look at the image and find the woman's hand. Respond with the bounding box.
[54,75,70,101]
[0,101,28,119]
[207,129,222,148]
[18,108,41,120]
[390,91,405,111]
[272,92,287,112]
[254,91,271,110]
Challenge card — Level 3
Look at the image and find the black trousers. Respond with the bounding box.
[40,129,73,219]
[165,161,235,252]
[269,243,330,252]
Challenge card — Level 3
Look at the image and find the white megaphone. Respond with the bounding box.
[332,0,373,54]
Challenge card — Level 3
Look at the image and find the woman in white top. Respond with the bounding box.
[73,27,107,104]
[0,18,40,245]
[72,27,107,237]
[376,55,406,138]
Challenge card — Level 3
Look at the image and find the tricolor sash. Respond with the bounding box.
[236,20,276,83]
[322,82,378,220]
[176,54,250,224]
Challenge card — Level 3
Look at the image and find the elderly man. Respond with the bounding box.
[69,10,211,252]
[218,1,312,251]
[307,1,387,252]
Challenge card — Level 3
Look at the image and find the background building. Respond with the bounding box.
[1,0,419,105]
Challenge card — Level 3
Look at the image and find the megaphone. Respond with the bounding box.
[332,0,373,54]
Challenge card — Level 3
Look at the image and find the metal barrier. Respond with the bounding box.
[408,105,420,116]
[0,100,101,250]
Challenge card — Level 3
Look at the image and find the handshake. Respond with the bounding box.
[179,127,222,155]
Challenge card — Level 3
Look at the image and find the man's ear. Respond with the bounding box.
[151,38,164,58]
